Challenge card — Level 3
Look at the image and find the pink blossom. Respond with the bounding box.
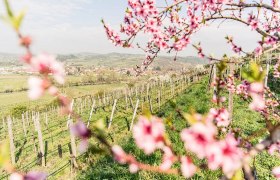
[20,53,32,64]
[254,46,263,56]
[209,108,230,127]
[11,171,47,180]
[268,142,280,155]
[206,142,223,170]
[129,163,139,173]
[273,166,280,179]
[10,173,23,180]
[70,121,91,153]
[30,54,65,84]
[219,135,243,177]
[249,82,265,111]
[112,145,128,164]
[28,77,47,100]
[160,146,176,171]
[180,156,197,178]
[173,37,190,51]
[236,81,250,98]
[20,36,32,47]
[133,116,165,154]
[181,122,216,158]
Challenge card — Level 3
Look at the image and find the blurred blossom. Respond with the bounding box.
[10,171,47,180]
[133,116,165,154]
[129,163,139,173]
[181,122,216,158]
[160,146,176,171]
[249,82,265,111]
[180,156,196,178]
[208,108,230,127]
[273,166,280,179]
[30,54,65,84]
[28,77,47,100]
[112,145,128,164]
[70,121,91,152]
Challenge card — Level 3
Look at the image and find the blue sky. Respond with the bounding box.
[0,0,260,57]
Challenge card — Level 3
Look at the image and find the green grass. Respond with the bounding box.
[77,78,280,180]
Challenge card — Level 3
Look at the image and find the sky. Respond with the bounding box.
[0,0,261,57]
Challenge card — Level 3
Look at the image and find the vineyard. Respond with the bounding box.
[0,46,279,179]
[2,0,280,179]
[0,67,208,179]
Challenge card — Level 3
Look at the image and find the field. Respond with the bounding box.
[0,74,128,117]
[0,72,196,179]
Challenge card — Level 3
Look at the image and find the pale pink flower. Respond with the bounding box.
[181,122,216,158]
[30,54,65,84]
[10,173,23,180]
[20,36,32,47]
[268,142,280,155]
[28,77,46,100]
[133,116,165,154]
[254,46,263,56]
[180,156,197,178]
[129,163,139,173]
[112,145,128,164]
[209,108,230,127]
[219,135,243,177]
[70,121,91,153]
[273,166,280,179]
[160,146,176,171]
[249,82,265,111]
[206,142,223,170]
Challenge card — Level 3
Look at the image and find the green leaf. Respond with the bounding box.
[4,0,13,18]
[242,62,265,82]
[12,10,25,30]
[217,60,228,73]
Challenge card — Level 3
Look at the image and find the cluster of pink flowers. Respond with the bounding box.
[180,118,243,177]
[208,108,230,127]
[227,75,235,93]
[236,80,250,98]
[103,23,124,46]
[236,81,266,111]
[226,36,242,54]
[247,13,259,30]
[20,42,65,100]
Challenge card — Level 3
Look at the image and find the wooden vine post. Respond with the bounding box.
[130,99,139,131]
[68,100,78,168]
[87,100,96,127]
[35,113,45,166]
[7,117,15,165]
[21,114,27,138]
[108,99,117,129]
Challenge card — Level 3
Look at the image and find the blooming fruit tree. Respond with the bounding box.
[103,0,280,179]
[0,0,280,179]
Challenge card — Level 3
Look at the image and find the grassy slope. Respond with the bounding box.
[78,78,280,180]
